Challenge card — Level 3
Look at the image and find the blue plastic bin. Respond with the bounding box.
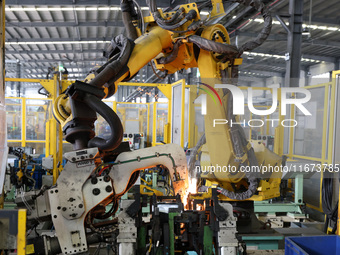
[285,235,340,255]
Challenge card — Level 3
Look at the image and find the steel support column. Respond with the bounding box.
[285,0,304,87]
[334,58,340,71]
[16,62,21,96]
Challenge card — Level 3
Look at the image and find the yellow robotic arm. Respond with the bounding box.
[28,1,286,253]
[52,0,279,202]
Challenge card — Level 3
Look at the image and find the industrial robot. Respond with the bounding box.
[17,0,285,254]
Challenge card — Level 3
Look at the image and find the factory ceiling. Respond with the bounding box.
[4,0,340,82]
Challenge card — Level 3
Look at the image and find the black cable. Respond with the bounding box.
[197,0,212,11]
[38,87,49,96]
[234,0,272,55]
[322,171,339,233]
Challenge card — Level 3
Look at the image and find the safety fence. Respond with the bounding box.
[5,97,170,154]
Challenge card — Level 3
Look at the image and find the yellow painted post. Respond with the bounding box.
[51,74,59,183]
[167,93,172,143]
[50,119,58,183]
[274,88,284,156]
[152,102,157,146]
[164,123,169,143]
[147,103,150,144]
[113,101,117,112]
[180,79,185,147]
[17,209,27,255]
[266,115,270,136]
[330,71,340,234]
[321,85,330,163]
[328,72,338,164]
[45,121,50,157]
[188,85,196,148]
[58,125,63,171]
[167,101,171,143]
[22,99,26,147]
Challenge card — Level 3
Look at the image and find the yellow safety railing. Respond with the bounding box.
[283,71,340,212]
[6,97,52,151]
[6,97,170,154]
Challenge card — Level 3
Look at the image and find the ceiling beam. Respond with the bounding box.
[5,0,170,7]
[240,50,336,63]
[275,13,340,26]
[5,60,104,72]
[6,21,124,28]
[242,58,288,68]
[301,54,336,63]
[240,58,286,69]
[6,58,106,64]
[308,39,340,49]
[224,6,254,29]
[6,37,111,43]
[239,69,284,76]
[23,71,89,76]
[234,31,340,49]
[234,31,287,41]
[7,48,335,63]
[6,49,103,54]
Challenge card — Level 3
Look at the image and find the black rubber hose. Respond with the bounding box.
[155,9,197,30]
[84,94,123,151]
[121,0,139,41]
[188,35,239,60]
[38,87,49,96]
[188,133,206,177]
[156,17,187,30]
[322,172,339,233]
[122,12,139,40]
[89,35,134,92]
[235,0,272,54]
[147,0,193,30]
[153,8,185,27]
[160,8,184,24]
[157,40,183,64]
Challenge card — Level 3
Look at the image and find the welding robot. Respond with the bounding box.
[20,0,285,254]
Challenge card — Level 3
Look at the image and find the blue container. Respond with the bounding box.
[285,235,340,255]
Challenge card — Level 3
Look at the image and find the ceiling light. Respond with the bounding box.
[254,18,264,23]
[252,19,340,32]
[5,6,122,12]
[6,40,111,45]
[327,27,339,31]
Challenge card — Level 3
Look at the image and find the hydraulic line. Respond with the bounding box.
[234,0,272,54]
[157,40,183,65]
[188,35,240,60]
[89,35,134,96]
[322,171,339,234]
[121,0,139,40]
[84,93,123,151]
